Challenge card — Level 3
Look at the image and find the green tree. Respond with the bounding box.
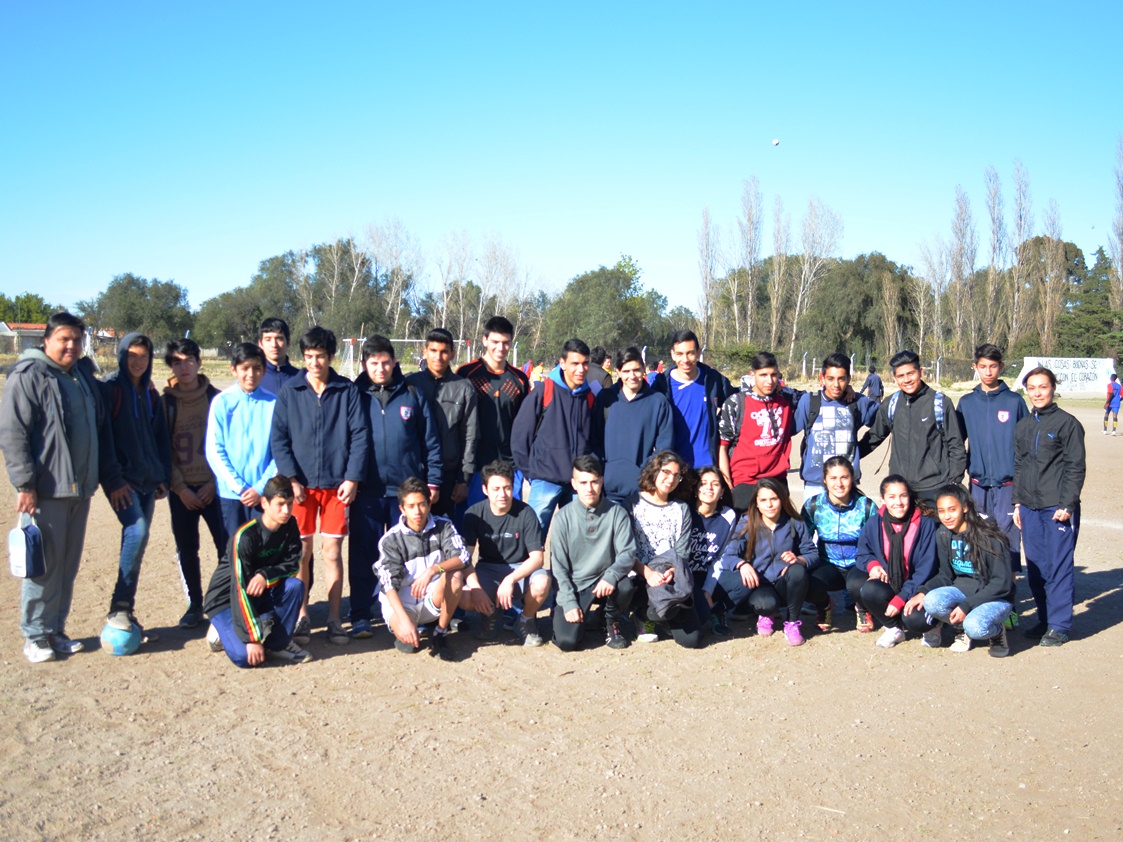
[79,273,193,344]
[0,293,61,324]
[1056,247,1123,357]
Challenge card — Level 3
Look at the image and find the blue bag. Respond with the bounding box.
[9,512,45,578]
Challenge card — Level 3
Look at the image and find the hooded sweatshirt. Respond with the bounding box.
[101,333,171,494]
[510,365,593,486]
[164,373,220,492]
[591,380,674,502]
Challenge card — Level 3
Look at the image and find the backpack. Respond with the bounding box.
[887,390,945,432]
[534,377,595,436]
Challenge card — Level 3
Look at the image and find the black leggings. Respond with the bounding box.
[857,578,931,633]
[713,563,810,622]
[635,583,705,649]
[552,576,637,652]
[810,564,872,611]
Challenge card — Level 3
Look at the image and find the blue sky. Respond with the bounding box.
[2,1,1120,316]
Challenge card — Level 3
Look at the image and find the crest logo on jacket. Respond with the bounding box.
[400,406,413,421]
[997,410,1010,423]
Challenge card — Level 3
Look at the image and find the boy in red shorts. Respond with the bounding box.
[271,326,369,645]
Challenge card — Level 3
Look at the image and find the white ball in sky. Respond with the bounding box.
[772,139,780,146]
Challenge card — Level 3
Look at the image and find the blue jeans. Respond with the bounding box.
[168,487,228,607]
[527,479,573,536]
[923,586,1013,640]
[110,490,156,612]
[210,577,304,668]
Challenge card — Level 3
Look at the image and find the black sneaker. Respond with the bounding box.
[1039,628,1069,647]
[429,632,454,661]
[179,604,202,629]
[988,628,1010,658]
[1023,621,1048,639]
[606,622,630,649]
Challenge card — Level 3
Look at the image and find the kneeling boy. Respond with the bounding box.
[376,477,470,661]
[203,475,311,667]
[461,460,550,647]
[550,455,638,651]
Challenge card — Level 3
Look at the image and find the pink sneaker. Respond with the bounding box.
[756,615,774,636]
[783,620,804,646]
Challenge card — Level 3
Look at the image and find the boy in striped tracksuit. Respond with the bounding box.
[203,476,311,668]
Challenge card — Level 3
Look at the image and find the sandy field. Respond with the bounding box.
[1,390,1121,841]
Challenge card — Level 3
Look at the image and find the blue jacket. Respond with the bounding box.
[100,333,172,494]
[271,370,369,489]
[591,381,674,502]
[511,366,593,486]
[955,382,1027,486]
[855,508,938,608]
[713,512,819,584]
[355,370,442,497]
[651,361,733,467]
[206,384,278,500]
[261,358,300,398]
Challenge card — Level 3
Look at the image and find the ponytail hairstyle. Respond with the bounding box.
[740,477,801,562]
[878,474,934,519]
[933,483,1006,578]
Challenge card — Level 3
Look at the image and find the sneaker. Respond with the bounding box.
[178,604,202,629]
[48,633,84,655]
[108,610,158,642]
[989,628,1010,658]
[1104,429,1109,435]
[1039,628,1069,647]
[756,615,775,637]
[709,612,731,638]
[875,626,906,648]
[474,608,501,641]
[816,598,833,633]
[206,623,224,652]
[350,619,373,640]
[637,620,659,643]
[23,638,55,664]
[292,616,312,645]
[783,620,804,646]
[394,638,417,654]
[326,620,350,645]
[949,632,972,653]
[515,614,544,648]
[267,639,313,664]
[1023,621,1048,640]
[921,625,943,648]
[429,631,453,661]
[606,621,630,649]
[855,607,875,633]
[1004,610,1019,630]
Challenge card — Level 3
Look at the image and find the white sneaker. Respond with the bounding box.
[637,620,659,643]
[876,626,906,648]
[23,638,56,664]
[950,632,972,653]
[921,625,942,648]
[205,623,224,652]
[266,640,313,665]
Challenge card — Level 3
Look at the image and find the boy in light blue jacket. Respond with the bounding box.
[206,343,279,541]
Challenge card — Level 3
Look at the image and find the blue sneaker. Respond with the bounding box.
[351,619,373,639]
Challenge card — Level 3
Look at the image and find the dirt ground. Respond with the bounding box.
[1,390,1122,841]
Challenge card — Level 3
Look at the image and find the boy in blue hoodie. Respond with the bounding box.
[349,335,443,632]
[511,338,594,534]
[205,343,279,542]
[955,344,1028,572]
[101,333,172,637]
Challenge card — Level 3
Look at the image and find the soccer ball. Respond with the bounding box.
[101,621,142,656]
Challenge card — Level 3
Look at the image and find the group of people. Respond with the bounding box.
[1,312,1087,667]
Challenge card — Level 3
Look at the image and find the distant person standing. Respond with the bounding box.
[651,330,732,470]
[1014,367,1086,647]
[258,317,300,396]
[1104,373,1121,436]
[861,365,884,402]
[955,344,1028,573]
[456,316,531,507]
[0,313,118,663]
[587,345,614,392]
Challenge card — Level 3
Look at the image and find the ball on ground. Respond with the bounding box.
[101,621,142,656]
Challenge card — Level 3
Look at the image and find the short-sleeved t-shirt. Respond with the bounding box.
[669,376,711,469]
[461,498,544,567]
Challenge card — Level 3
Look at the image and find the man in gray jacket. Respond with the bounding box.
[0,313,120,663]
[550,454,638,651]
[406,328,478,524]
